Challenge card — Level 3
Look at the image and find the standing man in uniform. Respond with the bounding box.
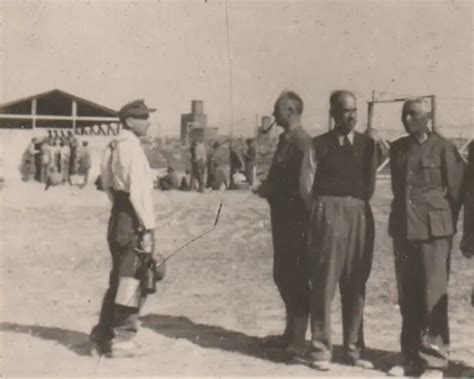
[461,141,474,260]
[299,90,378,371]
[90,99,164,358]
[256,90,311,355]
[387,99,465,378]
[243,138,257,186]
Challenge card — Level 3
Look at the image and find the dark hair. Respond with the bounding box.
[329,90,356,110]
[278,90,304,115]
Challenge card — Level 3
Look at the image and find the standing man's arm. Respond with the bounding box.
[128,151,156,232]
[299,144,316,211]
[442,142,466,225]
[100,145,115,203]
[461,143,474,258]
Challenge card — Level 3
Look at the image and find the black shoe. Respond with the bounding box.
[261,335,289,349]
[89,325,112,356]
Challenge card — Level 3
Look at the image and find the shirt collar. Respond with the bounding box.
[332,129,354,145]
[281,125,303,141]
[415,132,429,145]
[118,128,141,144]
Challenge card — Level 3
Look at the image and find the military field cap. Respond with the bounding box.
[119,99,156,119]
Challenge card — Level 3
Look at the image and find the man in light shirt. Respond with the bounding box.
[90,99,162,358]
[299,90,378,371]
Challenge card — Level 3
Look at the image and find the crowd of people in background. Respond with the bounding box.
[158,136,258,192]
[21,130,91,190]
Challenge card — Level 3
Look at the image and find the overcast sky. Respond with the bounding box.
[1,0,473,137]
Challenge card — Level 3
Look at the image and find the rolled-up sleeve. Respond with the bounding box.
[299,144,317,211]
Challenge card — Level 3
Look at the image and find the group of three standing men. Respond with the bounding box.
[260,89,470,377]
[89,93,471,377]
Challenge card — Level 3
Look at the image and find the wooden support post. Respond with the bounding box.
[366,90,376,136]
[31,98,37,129]
[72,100,77,135]
[430,95,438,134]
[367,101,374,135]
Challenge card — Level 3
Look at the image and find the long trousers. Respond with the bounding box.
[270,198,310,347]
[191,160,205,191]
[393,237,451,369]
[307,196,374,361]
[93,192,147,345]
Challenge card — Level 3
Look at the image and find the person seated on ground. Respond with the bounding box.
[44,166,64,191]
[230,171,249,190]
[179,169,192,191]
[210,165,228,190]
[159,166,181,191]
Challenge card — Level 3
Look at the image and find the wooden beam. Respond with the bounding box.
[0,114,119,122]
[371,95,434,104]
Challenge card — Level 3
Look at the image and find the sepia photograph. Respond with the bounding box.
[0,0,473,377]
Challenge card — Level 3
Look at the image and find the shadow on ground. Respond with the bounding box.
[0,322,92,357]
[142,314,473,377]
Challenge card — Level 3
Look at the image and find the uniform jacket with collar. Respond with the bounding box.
[389,133,465,240]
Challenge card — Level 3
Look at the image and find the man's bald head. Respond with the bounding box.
[273,90,304,129]
[402,98,430,137]
[329,90,357,134]
[330,90,356,111]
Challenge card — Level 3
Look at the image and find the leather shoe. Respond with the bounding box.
[419,369,444,378]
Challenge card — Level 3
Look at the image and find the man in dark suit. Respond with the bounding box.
[388,99,465,378]
[299,90,378,371]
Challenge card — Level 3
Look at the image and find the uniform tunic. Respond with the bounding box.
[92,129,156,347]
[389,133,465,369]
[461,142,474,256]
[300,130,378,362]
[265,125,311,347]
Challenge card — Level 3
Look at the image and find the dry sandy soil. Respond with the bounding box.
[0,179,472,377]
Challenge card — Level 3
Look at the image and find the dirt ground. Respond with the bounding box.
[0,179,472,377]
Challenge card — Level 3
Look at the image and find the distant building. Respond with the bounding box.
[180,100,218,145]
[0,89,120,136]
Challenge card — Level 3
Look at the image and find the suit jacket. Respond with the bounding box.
[389,133,465,240]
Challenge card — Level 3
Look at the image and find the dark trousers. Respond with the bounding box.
[307,196,373,361]
[270,199,310,347]
[393,237,451,369]
[93,192,146,345]
[245,163,255,186]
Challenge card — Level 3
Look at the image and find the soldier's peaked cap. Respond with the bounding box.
[119,99,156,119]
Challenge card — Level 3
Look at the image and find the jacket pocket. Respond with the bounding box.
[422,155,442,184]
[428,209,454,237]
